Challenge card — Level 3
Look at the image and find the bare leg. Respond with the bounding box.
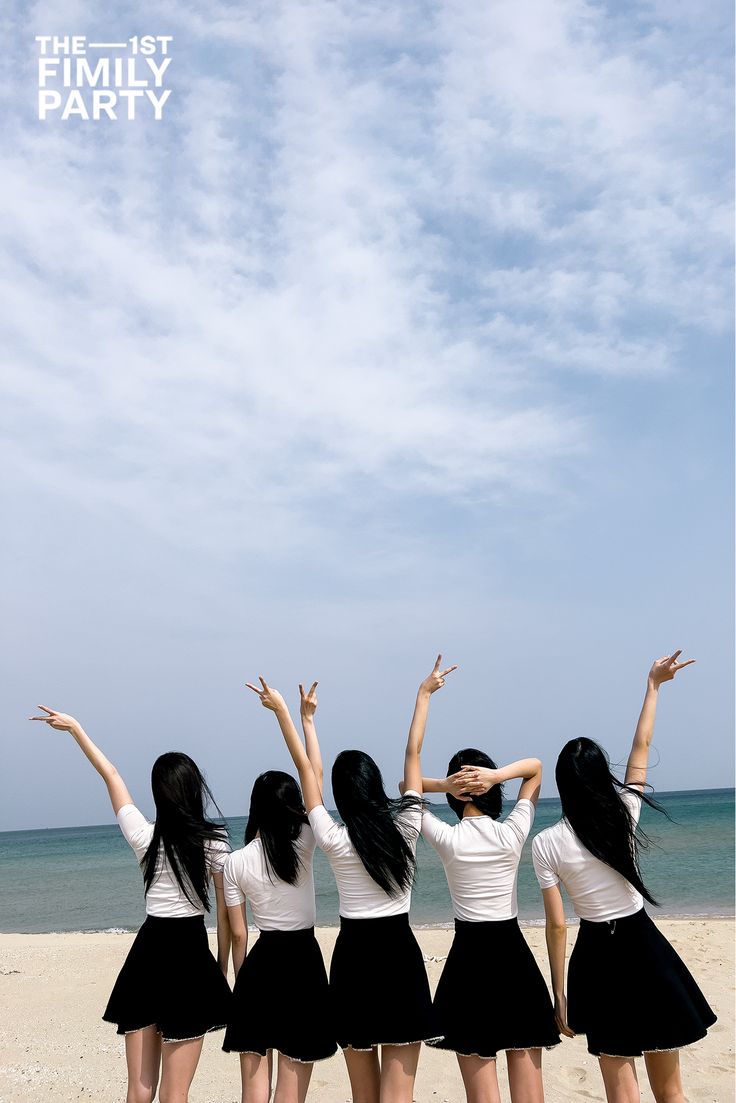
[457,1053,501,1103]
[273,1052,314,1103]
[343,1046,381,1103]
[158,1036,205,1103]
[379,1043,420,1103]
[124,1026,161,1103]
[644,1051,686,1103]
[506,1048,545,1103]
[598,1056,641,1103]
[239,1051,273,1103]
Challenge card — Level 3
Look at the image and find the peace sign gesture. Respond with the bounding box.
[299,681,318,719]
[28,705,81,733]
[245,677,287,714]
[419,654,459,696]
[648,650,695,687]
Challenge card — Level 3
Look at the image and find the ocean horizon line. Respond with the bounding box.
[3,785,734,836]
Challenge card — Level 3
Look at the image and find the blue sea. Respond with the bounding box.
[1,789,733,933]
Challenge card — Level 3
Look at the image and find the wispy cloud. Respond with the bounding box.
[2,0,730,557]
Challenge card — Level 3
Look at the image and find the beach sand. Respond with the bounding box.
[0,920,732,1102]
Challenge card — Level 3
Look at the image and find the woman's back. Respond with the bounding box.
[532,787,644,921]
[309,795,422,918]
[422,799,535,921]
[117,803,229,917]
[224,823,316,930]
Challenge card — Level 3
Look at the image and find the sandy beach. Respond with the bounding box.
[0,920,732,1102]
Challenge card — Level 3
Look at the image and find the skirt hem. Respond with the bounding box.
[429,1040,561,1058]
[224,1047,337,1064]
[342,1036,443,1051]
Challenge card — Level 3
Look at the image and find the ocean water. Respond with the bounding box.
[0,789,732,933]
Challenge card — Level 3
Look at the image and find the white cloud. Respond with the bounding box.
[2,0,729,556]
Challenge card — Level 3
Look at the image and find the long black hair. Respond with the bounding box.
[332,750,421,896]
[446,748,504,820]
[556,737,666,906]
[142,752,228,911]
[245,770,308,885]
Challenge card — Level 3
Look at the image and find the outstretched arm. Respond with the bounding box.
[246,678,323,812]
[299,681,324,794]
[404,654,458,794]
[29,707,133,814]
[625,650,695,790]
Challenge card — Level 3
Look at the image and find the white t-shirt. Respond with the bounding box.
[308,792,422,919]
[117,804,230,919]
[421,799,535,922]
[223,825,317,931]
[531,788,644,922]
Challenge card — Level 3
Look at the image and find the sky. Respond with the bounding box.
[1,0,733,831]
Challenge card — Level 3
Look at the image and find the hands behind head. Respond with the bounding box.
[420,654,458,696]
[447,765,498,801]
[245,677,288,714]
[299,681,318,719]
[28,706,80,733]
[649,650,695,687]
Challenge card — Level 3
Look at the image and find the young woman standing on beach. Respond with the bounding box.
[246,656,457,1103]
[532,651,717,1103]
[414,747,560,1103]
[29,707,232,1103]
[222,681,337,1103]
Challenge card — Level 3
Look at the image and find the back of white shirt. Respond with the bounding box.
[308,793,422,919]
[421,800,535,921]
[117,804,230,918]
[531,788,644,922]
[223,825,317,931]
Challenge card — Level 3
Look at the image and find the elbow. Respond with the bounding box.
[546,919,567,935]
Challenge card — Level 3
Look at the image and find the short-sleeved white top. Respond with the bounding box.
[223,825,317,931]
[421,799,535,922]
[308,792,422,919]
[117,804,230,919]
[531,788,644,922]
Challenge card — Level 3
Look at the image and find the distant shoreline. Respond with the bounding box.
[3,787,735,834]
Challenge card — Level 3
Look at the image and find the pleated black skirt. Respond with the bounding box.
[329,913,439,1050]
[568,908,717,1057]
[223,927,337,1063]
[103,915,232,1042]
[428,917,561,1059]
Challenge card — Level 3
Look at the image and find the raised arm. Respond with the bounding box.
[246,678,323,812]
[29,706,133,814]
[404,654,458,795]
[299,681,323,793]
[624,650,695,790]
[448,758,543,806]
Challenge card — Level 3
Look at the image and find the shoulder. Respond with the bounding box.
[206,830,231,872]
[307,805,346,851]
[531,822,558,854]
[116,804,154,847]
[499,798,535,844]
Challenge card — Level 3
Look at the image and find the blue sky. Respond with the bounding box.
[2,0,733,830]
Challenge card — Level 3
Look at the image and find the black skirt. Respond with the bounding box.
[103,915,232,1042]
[568,908,717,1057]
[223,927,337,1063]
[428,918,561,1059]
[330,913,439,1050]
